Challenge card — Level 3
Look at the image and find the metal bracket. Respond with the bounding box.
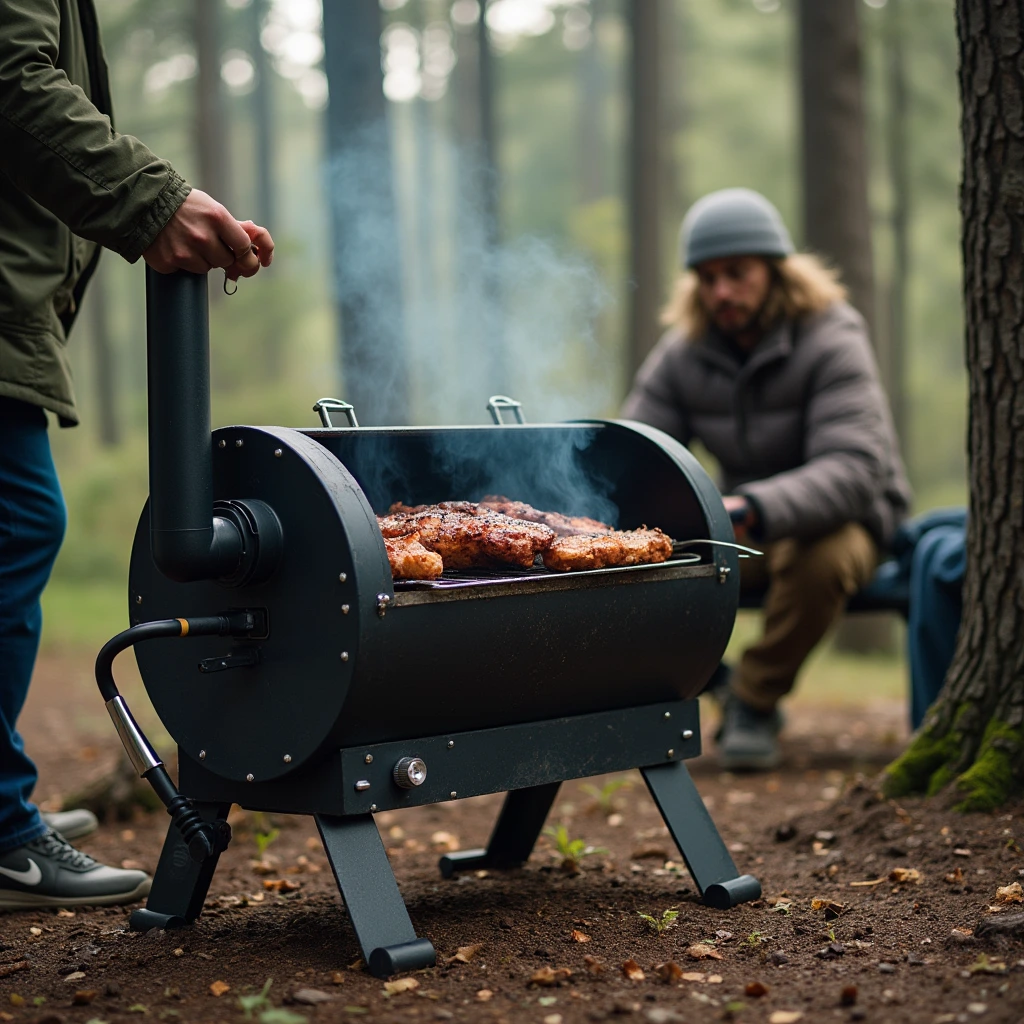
[376,593,392,618]
[198,647,262,673]
[313,397,359,428]
[487,395,525,425]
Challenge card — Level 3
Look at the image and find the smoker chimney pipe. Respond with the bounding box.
[145,268,243,582]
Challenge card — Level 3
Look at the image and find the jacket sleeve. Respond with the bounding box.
[0,0,190,262]
[736,315,892,542]
[621,330,692,445]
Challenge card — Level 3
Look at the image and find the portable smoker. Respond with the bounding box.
[95,268,761,978]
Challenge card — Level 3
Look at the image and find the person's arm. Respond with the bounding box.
[736,318,891,542]
[0,0,272,278]
[621,331,692,445]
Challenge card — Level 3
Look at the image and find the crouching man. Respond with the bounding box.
[623,188,911,770]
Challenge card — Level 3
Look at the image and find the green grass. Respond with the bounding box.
[40,579,129,651]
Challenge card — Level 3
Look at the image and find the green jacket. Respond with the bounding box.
[0,0,190,425]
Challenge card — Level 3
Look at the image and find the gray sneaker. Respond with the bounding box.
[0,829,150,909]
[717,694,783,771]
[40,808,99,841]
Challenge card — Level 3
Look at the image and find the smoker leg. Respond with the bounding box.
[130,802,232,931]
[439,781,561,878]
[315,813,435,978]
[641,761,761,908]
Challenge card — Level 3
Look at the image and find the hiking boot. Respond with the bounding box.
[717,694,783,771]
[0,829,151,909]
[40,808,99,841]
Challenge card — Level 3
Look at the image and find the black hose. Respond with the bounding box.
[95,612,254,861]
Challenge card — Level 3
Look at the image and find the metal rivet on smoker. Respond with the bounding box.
[666,749,674,759]
[246,773,255,782]
[135,595,143,605]
[369,804,378,812]
[663,711,671,719]
[447,740,454,749]
[199,750,206,760]
[235,438,244,447]
[339,572,347,583]
[355,780,371,791]
[340,651,349,661]
[718,565,731,584]
[450,791,457,799]
[682,729,694,740]
[364,754,373,764]
[283,754,292,763]
[342,604,350,615]
[273,448,283,457]
[218,439,226,448]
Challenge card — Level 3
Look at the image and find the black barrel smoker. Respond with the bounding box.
[96,269,760,978]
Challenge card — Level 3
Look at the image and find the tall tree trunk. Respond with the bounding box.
[88,268,119,448]
[322,0,408,425]
[194,0,229,207]
[884,0,909,458]
[798,0,890,653]
[627,0,662,376]
[250,0,275,232]
[659,0,690,254]
[578,0,608,204]
[884,0,1024,812]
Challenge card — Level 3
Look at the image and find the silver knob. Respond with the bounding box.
[393,756,427,789]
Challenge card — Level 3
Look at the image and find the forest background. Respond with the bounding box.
[44,0,964,655]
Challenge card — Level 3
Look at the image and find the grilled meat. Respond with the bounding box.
[384,533,444,580]
[478,495,612,536]
[378,503,555,570]
[542,528,673,572]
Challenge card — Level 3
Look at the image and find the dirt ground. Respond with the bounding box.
[2,653,1023,1024]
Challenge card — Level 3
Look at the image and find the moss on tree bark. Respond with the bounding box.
[882,0,1024,812]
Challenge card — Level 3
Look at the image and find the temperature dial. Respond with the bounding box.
[393,756,427,789]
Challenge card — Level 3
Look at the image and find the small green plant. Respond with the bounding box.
[238,979,274,1020]
[827,926,837,943]
[254,827,281,860]
[258,1010,307,1024]
[637,907,679,935]
[745,929,765,947]
[580,777,633,815]
[542,824,607,872]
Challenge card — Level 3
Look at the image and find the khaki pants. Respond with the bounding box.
[732,522,878,712]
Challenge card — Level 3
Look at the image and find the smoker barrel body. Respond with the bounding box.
[129,420,739,788]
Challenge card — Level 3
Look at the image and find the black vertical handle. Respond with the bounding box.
[145,268,241,582]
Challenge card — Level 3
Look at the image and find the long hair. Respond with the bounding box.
[660,252,848,339]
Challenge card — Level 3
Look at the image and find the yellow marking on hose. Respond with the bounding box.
[177,617,189,636]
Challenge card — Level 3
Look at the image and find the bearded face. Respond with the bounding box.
[695,255,773,342]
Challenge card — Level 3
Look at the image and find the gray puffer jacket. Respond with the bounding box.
[622,301,912,546]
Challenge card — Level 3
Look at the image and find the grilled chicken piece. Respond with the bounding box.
[378,503,555,569]
[384,533,443,580]
[479,495,612,537]
[542,528,673,572]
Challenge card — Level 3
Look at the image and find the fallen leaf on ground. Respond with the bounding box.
[476,989,493,1001]
[570,930,591,943]
[383,977,419,995]
[995,882,1024,904]
[28,928,41,937]
[810,898,845,920]
[0,963,29,979]
[330,972,345,985]
[745,981,769,997]
[530,966,572,986]
[769,1012,803,1024]
[56,909,75,918]
[889,867,922,884]
[63,971,86,982]
[631,844,669,860]
[685,944,723,961]
[446,943,483,964]
[263,878,301,892]
[945,867,965,884]
[968,954,1007,975]
[583,956,604,975]
[71,990,97,1005]
[431,830,459,851]
[621,959,645,981]
[654,961,682,984]
[292,988,336,1005]
[953,848,972,857]
[681,971,706,982]
[209,981,230,997]
[848,878,885,887]
[8,995,23,1007]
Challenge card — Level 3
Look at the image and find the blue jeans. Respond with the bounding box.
[0,397,66,853]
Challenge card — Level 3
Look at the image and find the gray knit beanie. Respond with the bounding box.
[680,188,794,268]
